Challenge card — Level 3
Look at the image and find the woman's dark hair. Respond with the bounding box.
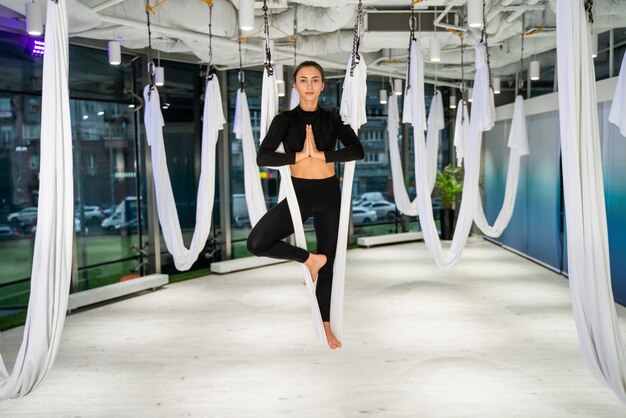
[292,61,325,83]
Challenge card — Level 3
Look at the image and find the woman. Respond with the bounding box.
[247,61,364,350]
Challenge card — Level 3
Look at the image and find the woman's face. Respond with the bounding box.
[293,66,325,101]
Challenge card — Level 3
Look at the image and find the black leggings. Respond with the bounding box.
[247,176,341,322]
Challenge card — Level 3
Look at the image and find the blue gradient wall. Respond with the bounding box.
[482,101,626,305]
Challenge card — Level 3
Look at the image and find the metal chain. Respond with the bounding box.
[238,35,245,92]
[519,13,525,95]
[349,0,363,77]
[145,0,155,92]
[460,35,465,124]
[263,0,274,75]
[481,0,494,91]
[293,6,298,68]
[460,36,465,102]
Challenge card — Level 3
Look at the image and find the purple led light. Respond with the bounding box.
[26,38,45,57]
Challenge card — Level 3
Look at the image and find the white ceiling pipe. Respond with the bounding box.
[246,4,355,37]
[485,12,503,35]
[525,0,542,5]
[500,0,516,6]
[506,10,526,23]
[92,0,125,12]
[84,0,239,39]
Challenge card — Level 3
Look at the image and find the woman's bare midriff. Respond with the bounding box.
[290,158,335,179]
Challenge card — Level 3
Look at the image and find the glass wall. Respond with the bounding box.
[0,30,146,327]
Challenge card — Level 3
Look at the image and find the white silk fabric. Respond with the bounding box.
[290,87,300,110]
[557,0,626,403]
[0,0,73,399]
[398,39,495,268]
[143,76,224,271]
[453,100,470,166]
[474,95,529,237]
[387,89,444,217]
[233,88,267,226]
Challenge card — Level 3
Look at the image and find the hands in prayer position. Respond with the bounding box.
[296,125,326,162]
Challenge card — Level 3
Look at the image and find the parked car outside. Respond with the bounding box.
[75,205,104,221]
[7,207,38,224]
[353,191,385,207]
[0,225,20,240]
[359,200,397,219]
[352,207,378,225]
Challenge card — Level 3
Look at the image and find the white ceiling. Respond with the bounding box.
[0,0,624,86]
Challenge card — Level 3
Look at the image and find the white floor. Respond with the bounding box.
[2,238,626,417]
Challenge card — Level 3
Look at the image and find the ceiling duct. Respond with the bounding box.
[366,11,436,32]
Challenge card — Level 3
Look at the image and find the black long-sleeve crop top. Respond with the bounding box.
[256,106,365,167]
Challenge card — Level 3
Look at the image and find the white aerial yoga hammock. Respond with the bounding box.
[386,89,444,217]
[233,88,267,226]
[259,68,325,341]
[387,93,418,216]
[332,56,367,339]
[473,95,529,237]
[556,0,626,404]
[398,39,494,268]
[143,75,225,271]
[453,99,470,166]
[609,53,626,137]
[0,0,73,399]
[257,56,366,341]
[425,91,445,192]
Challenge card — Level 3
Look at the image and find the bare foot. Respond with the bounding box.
[303,253,327,283]
[323,322,342,350]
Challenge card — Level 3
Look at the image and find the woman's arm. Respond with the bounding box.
[257,113,305,166]
[323,114,365,163]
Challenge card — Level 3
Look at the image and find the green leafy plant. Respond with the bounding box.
[434,164,464,209]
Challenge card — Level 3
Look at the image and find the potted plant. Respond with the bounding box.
[433,164,464,240]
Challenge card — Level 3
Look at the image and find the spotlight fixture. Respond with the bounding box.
[467,0,483,29]
[393,79,403,96]
[82,115,89,120]
[450,94,457,109]
[161,102,170,110]
[154,66,165,87]
[97,111,105,116]
[277,81,286,97]
[467,87,473,103]
[25,2,43,36]
[530,60,540,81]
[128,104,135,109]
[239,0,255,32]
[493,77,501,94]
[108,40,121,66]
[430,38,441,63]
[379,89,388,105]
